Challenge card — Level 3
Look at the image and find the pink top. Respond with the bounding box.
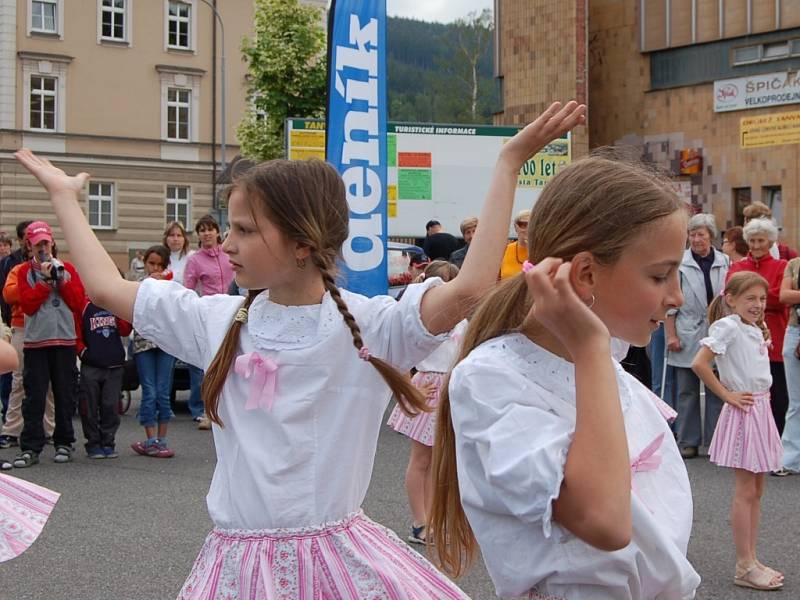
[183,246,234,296]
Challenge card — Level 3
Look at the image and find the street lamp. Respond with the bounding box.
[198,0,226,222]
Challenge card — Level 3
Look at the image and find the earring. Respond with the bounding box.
[296,257,306,270]
[586,294,596,309]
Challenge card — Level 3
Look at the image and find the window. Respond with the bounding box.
[168,1,191,49]
[732,45,760,65]
[101,0,126,40]
[791,40,800,56]
[88,182,115,229]
[763,42,789,61]
[166,185,191,226]
[167,87,190,141]
[29,75,56,131]
[762,186,782,228]
[31,0,57,33]
[733,187,752,226]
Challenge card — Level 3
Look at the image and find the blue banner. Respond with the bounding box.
[326,0,388,297]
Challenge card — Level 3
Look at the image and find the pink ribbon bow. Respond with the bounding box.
[630,432,665,493]
[759,340,771,356]
[234,352,278,412]
[522,260,535,273]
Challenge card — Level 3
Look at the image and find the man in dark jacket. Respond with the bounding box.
[0,221,33,327]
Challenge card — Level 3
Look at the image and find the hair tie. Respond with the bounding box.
[234,308,249,324]
[358,346,371,361]
[522,260,535,273]
[719,290,726,297]
[420,272,426,280]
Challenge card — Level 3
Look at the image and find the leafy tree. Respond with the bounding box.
[237,0,326,160]
[448,9,494,120]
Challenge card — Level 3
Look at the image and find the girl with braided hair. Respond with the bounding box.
[14,100,585,599]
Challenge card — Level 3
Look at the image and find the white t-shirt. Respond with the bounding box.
[168,250,193,286]
[449,333,700,599]
[415,319,467,373]
[133,276,447,530]
[700,314,772,393]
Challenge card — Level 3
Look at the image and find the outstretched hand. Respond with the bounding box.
[522,257,609,357]
[499,101,586,168]
[14,149,89,197]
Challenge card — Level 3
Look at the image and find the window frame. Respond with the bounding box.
[165,185,192,227]
[166,87,191,142]
[28,74,57,132]
[166,0,194,51]
[87,181,117,231]
[28,0,63,38]
[98,0,132,45]
[732,44,761,66]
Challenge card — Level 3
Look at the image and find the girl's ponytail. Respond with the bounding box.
[429,273,531,576]
[203,289,263,426]
[706,293,728,325]
[310,252,430,417]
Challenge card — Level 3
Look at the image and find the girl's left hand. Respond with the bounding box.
[415,380,437,399]
[498,101,586,169]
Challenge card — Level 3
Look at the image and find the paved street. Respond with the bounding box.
[0,391,798,599]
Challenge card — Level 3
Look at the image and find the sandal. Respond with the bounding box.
[407,524,427,545]
[735,564,783,590]
[756,561,784,582]
[12,451,39,469]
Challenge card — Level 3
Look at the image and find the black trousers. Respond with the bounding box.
[79,363,122,449]
[21,346,76,453]
[770,361,789,435]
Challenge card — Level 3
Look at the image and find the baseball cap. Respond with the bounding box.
[26,221,53,246]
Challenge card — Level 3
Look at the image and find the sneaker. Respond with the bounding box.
[407,524,427,545]
[131,440,174,458]
[192,416,204,423]
[150,442,175,459]
[0,460,12,471]
[12,451,39,468]
[102,446,119,459]
[197,416,212,430]
[54,445,73,463]
[679,446,698,459]
[0,435,18,449]
[771,467,795,477]
[86,445,105,459]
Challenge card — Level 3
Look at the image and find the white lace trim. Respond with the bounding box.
[246,291,340,351]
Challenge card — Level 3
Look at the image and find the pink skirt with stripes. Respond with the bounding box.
[386,372,444,447]
[0,473,60,562]
[177,510,469,600]
[708,391,783,473]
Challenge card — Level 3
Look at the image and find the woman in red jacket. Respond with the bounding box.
[727,218,789,435]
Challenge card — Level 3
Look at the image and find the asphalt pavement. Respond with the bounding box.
[0,392,798,599]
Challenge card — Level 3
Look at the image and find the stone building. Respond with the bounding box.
[494,0,800,239]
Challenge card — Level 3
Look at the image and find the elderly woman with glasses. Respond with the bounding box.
[666,213,730,459]
[728,218,790,437]
[499,209,530,280]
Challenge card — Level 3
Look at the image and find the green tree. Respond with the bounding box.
[237,0,327,160]
[447,9,493,120]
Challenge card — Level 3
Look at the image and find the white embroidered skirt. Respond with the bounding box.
[386,371,445,447]
[0,473,60,562]
[178,509,469,599]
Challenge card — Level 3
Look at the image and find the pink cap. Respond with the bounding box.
[26,221,53,246]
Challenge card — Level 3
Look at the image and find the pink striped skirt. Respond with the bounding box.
[386,372,444,447]
[708,391,783,473]
[177,509,469,600]
[0,473,60,562]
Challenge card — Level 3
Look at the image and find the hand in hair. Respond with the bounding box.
[522,258,610,356]
[14,149,139,322]
[415,379,438,400]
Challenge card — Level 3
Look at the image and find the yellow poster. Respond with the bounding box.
[741,110,800,148]
[516,137,572,188]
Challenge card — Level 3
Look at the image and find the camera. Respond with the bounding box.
[38,251,65,281]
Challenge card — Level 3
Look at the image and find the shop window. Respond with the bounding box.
[762,186,782,228]
[733,187,751,226]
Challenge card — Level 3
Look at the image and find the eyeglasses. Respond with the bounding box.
[515,221,529,227]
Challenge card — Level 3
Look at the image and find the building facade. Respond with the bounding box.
[495,0,800,243]
[0,0,255,268]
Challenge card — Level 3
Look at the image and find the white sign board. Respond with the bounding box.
[714,71,800,113]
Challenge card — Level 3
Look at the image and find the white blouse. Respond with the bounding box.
[700,314,772,393]
[168,250,193,286]
[450,333,700,599]
[415,319,467,373]
[133,276,447,530]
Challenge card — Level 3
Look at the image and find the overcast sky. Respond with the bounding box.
[387,0,493,23]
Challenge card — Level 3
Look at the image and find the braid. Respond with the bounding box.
[310,252,430,417]
[202,289,262,427]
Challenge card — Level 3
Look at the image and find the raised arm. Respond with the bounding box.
[14,150,138,321]
[419,101,586,335]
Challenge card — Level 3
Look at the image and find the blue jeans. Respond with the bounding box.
[649,323,676,410]
[135,349,175,427]
[782,325,800,470]
[188,365,205,419]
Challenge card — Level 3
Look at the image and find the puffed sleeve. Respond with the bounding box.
[700,317,738,355]
[349,277,448,372]
[132,278,245,368]
[450,354,572,539]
